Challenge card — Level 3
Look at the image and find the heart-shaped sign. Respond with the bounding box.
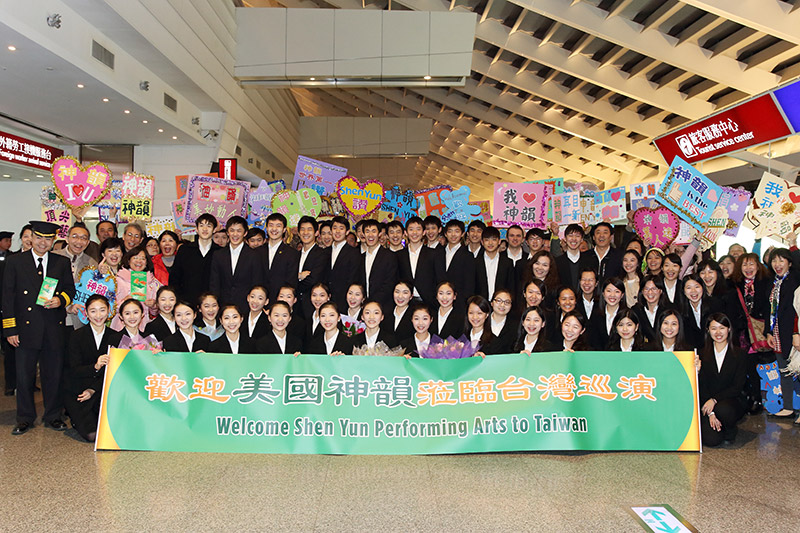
[337,176,384,217]
[51,156,113,210]
[632,207,680,250]
[73,267,117,324]
[271,188,322,228]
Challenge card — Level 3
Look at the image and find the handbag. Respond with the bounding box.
[736,288,772,352]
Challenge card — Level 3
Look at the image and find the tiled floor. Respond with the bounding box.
[1,387,799,532]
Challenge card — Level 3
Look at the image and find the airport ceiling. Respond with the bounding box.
[246,0,800,195]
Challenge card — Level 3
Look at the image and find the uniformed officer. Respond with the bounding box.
[2,221,75,435]
[0,230,15,395]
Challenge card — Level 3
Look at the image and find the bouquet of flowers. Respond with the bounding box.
[352,341,406,357]
[340,314,366,337]
[419,335,480,359]
[118,333,162,353]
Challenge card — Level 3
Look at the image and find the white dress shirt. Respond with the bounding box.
[267,241,280,269]
[582,297,595,318]
[365,330,379,348]
[330,241,346,268]
[274,331,287,354]
[198,240,212,257]
[438,307,453,335]
[32,250,49,275]
[364,246,379,295]
[229,334,240,354]
[248,312,262,337]
[324,330,340,355]
[491,315,506,337]
[484,253,500,298]
[162,316,176,335]
[394,306,408,330]
[229,243,244,274]
[415,333,431,354]
[299,243,315,272]
[180,329,196,351]
[714,345,727,372]
[92,326,105,350]
[445,243,461,271]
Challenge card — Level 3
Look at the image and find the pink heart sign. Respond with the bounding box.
[51,156,113,209]
[632,207,679,250]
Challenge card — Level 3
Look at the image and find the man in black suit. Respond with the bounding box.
[170,213,220,306]
[209,216,263,313]
[296,216,328,319]
[324,216,361,310]
[554,223,586,292]
[261,213,300,303]
[359,219,398,312]
[579,222,622,284]
[0,230,16,395]
[396,216,441,307]
[2,221,75,435]
[437,219,475,303]
[475,226,515,299]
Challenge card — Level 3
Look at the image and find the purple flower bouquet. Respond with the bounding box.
[419,335,480,359]
[118,333,163,353]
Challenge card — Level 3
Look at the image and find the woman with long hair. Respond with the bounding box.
[632,275,669,345]
[621,250,643,308]
[651,308,692,352]
[513,306,554,353]
[681,274,723,350]
[606,309,647,352]
[588,277,627,350]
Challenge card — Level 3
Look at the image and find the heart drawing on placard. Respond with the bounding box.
[789,192,800,203]
[522,192,537,204]
[611,191,621,202]
[632,207,680,250]
[271,188,322,228]
[337,176,384,217]
[51,156,113,209]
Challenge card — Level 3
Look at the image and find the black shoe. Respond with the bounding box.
[749,401,764,415]
[11,422,31,435]
[44,419,67,431]
[4,388,14,396]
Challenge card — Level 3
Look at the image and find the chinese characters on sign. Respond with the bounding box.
[120,172,155,221]
[492,183,547,229]
[592,187,627,223]
[293,155,347,196]
[41,206,71,239]
[0,129,63,171]
[51,156,113,210]
[550,192,581,226]
[655,156,722,231]
[629,181,660,211]
[184,175,250,225]
[744,171,800,239]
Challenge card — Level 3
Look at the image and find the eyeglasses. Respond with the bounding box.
[492,298,512,306]
[124,232,140,238]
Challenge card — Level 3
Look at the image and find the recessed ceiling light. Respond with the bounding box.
[423,75,431,80]
[124,109,130,114]
[23,178,30,182]
[172,136,178,140]
[102,98,109,102]
[2,174,10,177]
[310,77,315,81]
[142,120,148,124]
[7,45,16,51]
[76,83,84,89]
[36,174,43,178]
[158,128,164,133]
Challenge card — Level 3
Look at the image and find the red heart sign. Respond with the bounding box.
[522,192,537,204]
[789,192,800,203]
[611,191,621,202]
[73,184,85,198]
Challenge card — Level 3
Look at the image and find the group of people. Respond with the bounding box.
[1,209,798,449]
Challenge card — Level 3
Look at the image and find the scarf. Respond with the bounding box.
[770,273,787,352]
[743,277,755,313]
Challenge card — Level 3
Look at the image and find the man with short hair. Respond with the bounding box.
[525,228,547,259]
[475,226,515,300]
[466,220,486,257]
[297,216,328,318]
[423,216,443,248]
[359,219,398,312]
[3,221,75,435]
[324,216,362,310]
[54,224,98,329]
[396,217,441,307]
[121,223,144,252]
[555,224,586,291]
[437,219,476,302]
[171,213,220,307]
[96,220,117,243]
[209,216,263,311]
[579,222,622,283]
[261,213,300,303]
[245,227,266,248]
[385,220,405,252]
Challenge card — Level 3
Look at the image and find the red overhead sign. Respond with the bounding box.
[0,129,64,171]
[653,94,792,165]
[219,158,237,180]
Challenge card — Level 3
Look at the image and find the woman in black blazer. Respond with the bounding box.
[698,313,747,447]
[661,253,683,306]
[162,302,210,352]
[587,277,627,350]
[305,302,355,355]
[208,304,255,354]
[351,301,397,351]
[385,281,415,342]
[255,302,303,355]
[680,275,723,351]
[432,281,465,339]
[513,306,555,353]
[765,248,800,416]
[143,286,179,342]
[488,289,518,354]
[399,303,435,358]
[631,275,671,345]
[64,295,122,441]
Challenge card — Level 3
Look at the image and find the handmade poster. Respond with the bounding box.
[719,187,752,237]
[130,271,147,301]
[592,187,627,223]
[337,176,384,218]
[580,194,596,225]
[40,185,65,210]
[696,205,729,251]
[97,349,700,454]
[176,173,216,199]
[492,183,547,229]
[120,198,152,221]
[470,201,492,224]
[247,180,275,226]
[374,211,395,223]
[41,206,71,239]
[656,156,722,231]
[170,199,196,237]
[414,186,452,219]
[293,156,347,196]
[271,188,322,227]
[673,221,693,245]
[120,172,155,222]
[36,277,58,306]
[268,180,286,193]
[530,178,564,219]
[95,179,123,209]
[629,181,660,211]
[380,186,419,224]
[146,216,177,238]
[185,175,250,225]
[319,195,345,218]
[98,207,119,225]
[550,192,581,226]
[632,207,680,250]
[744,172,800,238]
[50,156,113,210]
[440,186,481,223]
[73,267,117,324]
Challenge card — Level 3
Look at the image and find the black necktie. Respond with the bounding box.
[37,257,43,278]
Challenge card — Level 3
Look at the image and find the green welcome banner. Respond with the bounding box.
[96,349,701,454]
